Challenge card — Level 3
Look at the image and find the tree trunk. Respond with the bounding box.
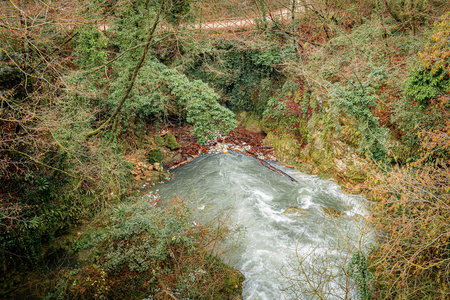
[86,4,163,138]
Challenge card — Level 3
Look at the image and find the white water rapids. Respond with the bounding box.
[151,152,374,300]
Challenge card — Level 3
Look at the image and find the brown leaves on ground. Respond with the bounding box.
[153,124,273,169]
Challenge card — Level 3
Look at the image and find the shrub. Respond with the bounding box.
[104,58,236,144]
[365,13,450,298]
[47,198,244,299]
[329,77,389,160]
[147,149,164,164]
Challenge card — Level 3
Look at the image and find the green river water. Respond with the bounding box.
[150,152,374,299]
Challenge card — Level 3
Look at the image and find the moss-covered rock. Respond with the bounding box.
[147,148,164,164]
[333,154,367,183]
[345,163,367,182]
[310,147,326,164]
[161,151,182,166]
[263,132,300,163]
[283,206,310,216]
[154,135,164,147]
[320,206,345,217]
[340,125,362,148]
[164,133,180,150]
[237,111,266,133]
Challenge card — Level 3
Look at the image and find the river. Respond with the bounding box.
[150,152,373,299]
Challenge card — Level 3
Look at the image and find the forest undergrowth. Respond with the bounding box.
[1,0,450,298]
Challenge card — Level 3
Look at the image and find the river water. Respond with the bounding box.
[151,152,373,300]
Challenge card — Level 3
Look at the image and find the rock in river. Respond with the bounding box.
[320,206,345,217]
[283,206,310,216]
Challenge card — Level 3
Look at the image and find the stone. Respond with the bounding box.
[310,147,327,165]
[320,206,345,217]
[164,133,180,150]
[147,148,164,164]
[331,140,347,158]
[143,170,153,177]
[162,152,182,166]
[264,133,300,163]
[283,206,309,215]
[345,164,367,183]
[155,135,164,147]
[333,158,347,173]
[313,136,325,150]
[262,132,275,147]
[243,118,264,134]
[333,155,367,183]
[153,163,163,172]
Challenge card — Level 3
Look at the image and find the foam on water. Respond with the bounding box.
[153,152,373,299]
[298,194,314,209]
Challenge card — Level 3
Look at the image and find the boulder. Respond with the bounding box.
[331,139,347,158]
[154,135,164,147]
[320,206,345,217]
[237,111,266,133]
[153,163,163,172]
[143,170,153,177]
[283,206,310,215]
[333,154,367,183]
[143,164,154,171]
[164,133,180,150]
[162,152,182,166]
[263,132,300,163]
[147,148,164,164]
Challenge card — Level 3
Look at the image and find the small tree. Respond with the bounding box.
[366,12,450,299]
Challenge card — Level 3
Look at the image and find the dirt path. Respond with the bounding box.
[182,4,304,31]
[99,2,304,32]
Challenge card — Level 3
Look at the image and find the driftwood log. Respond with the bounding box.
[228,150,298,183]
[169,148,298,183]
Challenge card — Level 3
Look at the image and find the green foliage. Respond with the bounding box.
[104,0,192,51]
[73,0,233,145]
[1,90,131,287]
[394,13,450,151]
[106,58,236,144]
[340,125,363,148]
[175,79,237,144]
[182,39,284,115]
[405,67,450,108]
[74,25,108,69]
[347,251,373,300]
[164,0,194,25]
[329,74,388,160]
[47,198,244,299]
[147,149,164,164]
